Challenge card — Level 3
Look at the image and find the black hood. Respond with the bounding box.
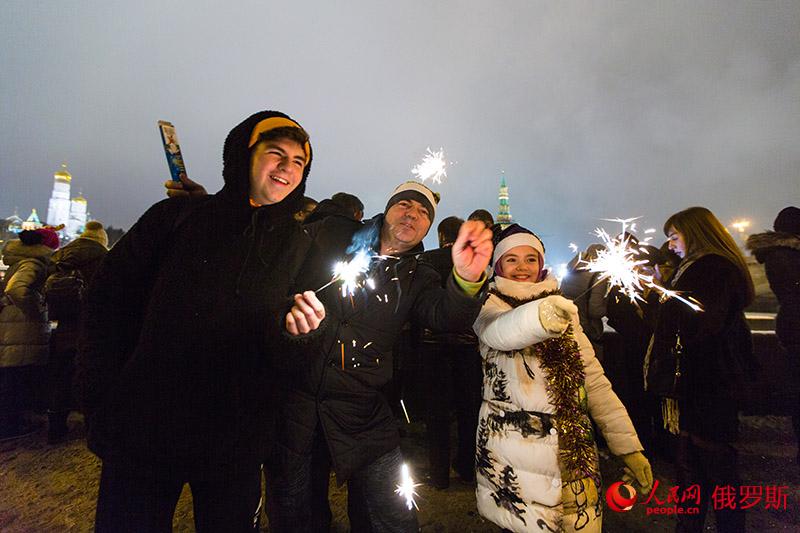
[220,110,313,216]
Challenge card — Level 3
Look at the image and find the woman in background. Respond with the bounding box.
[647,206,755,533]
[0,228,59,438]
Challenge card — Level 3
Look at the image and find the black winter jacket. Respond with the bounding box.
[648,254,754,441]
[49,237,108,350]
[417,245,478,345]
[748,231,800,350]
[79,110,314,467]
[51,237,108,288]
[275,214,483,481]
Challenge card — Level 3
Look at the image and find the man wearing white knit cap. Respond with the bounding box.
[272,180,494,532]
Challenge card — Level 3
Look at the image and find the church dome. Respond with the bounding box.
[5,212,23,232]
[54,164,72,183]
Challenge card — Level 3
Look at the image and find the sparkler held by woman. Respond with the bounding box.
[574,218,704,312]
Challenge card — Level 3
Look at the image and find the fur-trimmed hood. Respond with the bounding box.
[747,231,800,263]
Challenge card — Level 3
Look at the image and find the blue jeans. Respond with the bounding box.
[267,435,418,533]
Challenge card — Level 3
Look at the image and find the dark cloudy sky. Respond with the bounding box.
[2,1,798,263]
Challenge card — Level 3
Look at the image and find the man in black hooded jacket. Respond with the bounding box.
[273,181,493,532]
[79,111,318,532]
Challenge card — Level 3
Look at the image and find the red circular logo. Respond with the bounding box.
[606,481,637,512]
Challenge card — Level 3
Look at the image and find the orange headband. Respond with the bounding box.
[248,117,311,161]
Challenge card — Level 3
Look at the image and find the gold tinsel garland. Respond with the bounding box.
[489,289,599,484]
[534,331,599,484]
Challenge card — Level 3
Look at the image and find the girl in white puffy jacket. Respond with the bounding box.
[473,224,652,533]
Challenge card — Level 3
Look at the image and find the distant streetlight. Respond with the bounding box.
[731,219,751,234]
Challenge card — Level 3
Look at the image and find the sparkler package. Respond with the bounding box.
[158,120,188,182]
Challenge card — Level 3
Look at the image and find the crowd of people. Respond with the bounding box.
[0,221,109,442]
[1,108,797,533]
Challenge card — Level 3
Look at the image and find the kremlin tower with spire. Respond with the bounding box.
[496,173,513,229]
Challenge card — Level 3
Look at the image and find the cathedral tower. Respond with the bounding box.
[47,164,72,228]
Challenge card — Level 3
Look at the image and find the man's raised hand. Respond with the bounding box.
[452,220,493,282]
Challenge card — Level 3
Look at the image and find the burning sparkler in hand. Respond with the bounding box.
[411,147,448,184]
[395,463,421,510]
[316,249,373,297]
[578,218,703,312]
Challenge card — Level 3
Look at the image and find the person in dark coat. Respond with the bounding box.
[646,207,755,533]
[79,110,316,533]
[418,216,483,488]
[0,228,58,438]
[271,182,493,532]
[605,245,669,452]
[294,196,318,223]
[561,243,609,361]
[303,192,364,225]
[46,221,109,443]
[747,206,800,461]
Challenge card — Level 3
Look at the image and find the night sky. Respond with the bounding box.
[2,1,798,263]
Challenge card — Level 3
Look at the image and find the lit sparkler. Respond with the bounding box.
[315,249,373,296]
[395,463,421,510]
[578,218,703,312]
[411,147,447,184]
[399,399,411,424]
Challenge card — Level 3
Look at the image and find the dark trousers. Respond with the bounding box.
[421,341,482,487]
[47,343,76,429]
[266,433,418,533]
[0,365,38,435]
[95,457,261,533]
[675,433,745,533]
[785,345,800,452]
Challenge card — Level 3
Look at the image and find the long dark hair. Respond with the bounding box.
[664,206,754,305]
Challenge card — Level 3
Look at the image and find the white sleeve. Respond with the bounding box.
[473,295,558,351]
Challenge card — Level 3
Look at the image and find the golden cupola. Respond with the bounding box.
[54,163,72,183]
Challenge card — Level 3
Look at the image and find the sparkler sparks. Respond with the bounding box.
[411,147,447,184]
[316,250,373,296]
[333,249,372,297]
[395,463,421,510]
[578,218,703,312]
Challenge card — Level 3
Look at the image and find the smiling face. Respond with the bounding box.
[380,199,432,254]
[497,245,542,282]
[666,226,688,258]
[248,137,307,205]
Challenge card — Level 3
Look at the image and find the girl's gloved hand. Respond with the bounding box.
[537,295,577,334]
[620,451,653,494]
